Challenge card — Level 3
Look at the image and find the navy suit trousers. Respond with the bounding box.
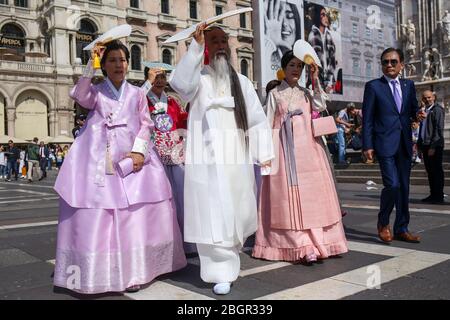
[377,139,411,234]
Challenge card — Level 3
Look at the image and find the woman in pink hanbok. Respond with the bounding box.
[252,50,348,263]
[53,41,186,294]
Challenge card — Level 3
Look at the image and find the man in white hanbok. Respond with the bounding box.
[169,23,274,295]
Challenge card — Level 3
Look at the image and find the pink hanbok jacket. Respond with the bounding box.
[54,77,172,209]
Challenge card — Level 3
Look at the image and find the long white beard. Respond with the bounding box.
[210,55,230,95]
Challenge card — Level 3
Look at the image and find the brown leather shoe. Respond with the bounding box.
[377,224,393,243]
[394,232,421,243]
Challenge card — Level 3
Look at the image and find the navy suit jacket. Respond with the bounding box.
[362,76,419,158]
[39,146,49,159]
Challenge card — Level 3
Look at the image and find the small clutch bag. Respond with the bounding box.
[116,157,134,178]
[312,116,338,137]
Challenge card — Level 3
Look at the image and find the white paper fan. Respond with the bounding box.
[83,24,132,51]
[163,7,253,44]
[293,39,322,68]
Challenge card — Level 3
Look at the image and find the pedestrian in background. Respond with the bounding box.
[18,148,26,179]
[26,137,40,183]
[47,144,55,171]
[62,145,69,158]
[72,114,87,138]
[55,145,64,170]
[0,146,6,179]
[5,140,20,182]
[418,90,445,204]
[38,141,49,181]
[334,103,358,165]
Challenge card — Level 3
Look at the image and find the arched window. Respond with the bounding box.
[0,23,26,62]
[131,45,141,71]
[162,49,172,65]
[240,59,249,77]
[76,19,98,65]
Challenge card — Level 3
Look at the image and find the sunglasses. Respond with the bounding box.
[381,59,399,67]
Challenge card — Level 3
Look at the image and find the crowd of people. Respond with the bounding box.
[0,139,70,182]
[49,21,354,297]
[332,103,363,165]
[6,16,437,297]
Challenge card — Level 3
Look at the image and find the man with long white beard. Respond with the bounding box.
[169,23,274,295]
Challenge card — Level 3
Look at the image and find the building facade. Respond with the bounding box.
[251,0,397,110]
[0,0,254,140]
[396,0,450,109]
[336,0,397,108]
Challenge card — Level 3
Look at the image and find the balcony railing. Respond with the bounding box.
[0,60,55,75]
[128,70,144,81]
[238,28,254,40]
[0,4,32,16]
[158,13,178,28]
[0,4,10,13]
[127,8,147,21]
[88,1,102,10]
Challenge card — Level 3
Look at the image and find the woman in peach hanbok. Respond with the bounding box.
[252,50,348,263]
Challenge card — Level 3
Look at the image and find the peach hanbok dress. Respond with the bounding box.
[252,81,348,261]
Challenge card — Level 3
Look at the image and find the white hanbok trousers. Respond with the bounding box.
[197,244,241,283]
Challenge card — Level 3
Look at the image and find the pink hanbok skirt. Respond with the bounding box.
[53,199,187,294]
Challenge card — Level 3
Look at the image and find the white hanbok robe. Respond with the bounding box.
[169,39,274,248]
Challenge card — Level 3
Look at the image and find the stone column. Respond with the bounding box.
[6,105,16,137]
[48,110,57,137]
[68,31,77,64]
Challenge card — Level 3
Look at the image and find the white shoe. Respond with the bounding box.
[213,282,231,295]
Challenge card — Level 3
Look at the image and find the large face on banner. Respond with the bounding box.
[304,1,343,94]
[260,0,304,88]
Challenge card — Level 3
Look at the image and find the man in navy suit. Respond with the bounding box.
[38,141,50,181]
[362,48,425,243]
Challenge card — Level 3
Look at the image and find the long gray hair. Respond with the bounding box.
[229,63,249,148]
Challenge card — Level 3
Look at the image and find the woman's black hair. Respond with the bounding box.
[100,40,130,77]
[281,50,304,70]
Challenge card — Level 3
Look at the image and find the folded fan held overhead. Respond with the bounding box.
[83,24,132,69]
[293,39,322,68]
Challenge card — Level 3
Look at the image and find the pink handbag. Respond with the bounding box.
[312,115,338,137]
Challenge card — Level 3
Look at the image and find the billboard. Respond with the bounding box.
[304,1,343,94]
[256,1,343,96]
[258,0,304,91]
